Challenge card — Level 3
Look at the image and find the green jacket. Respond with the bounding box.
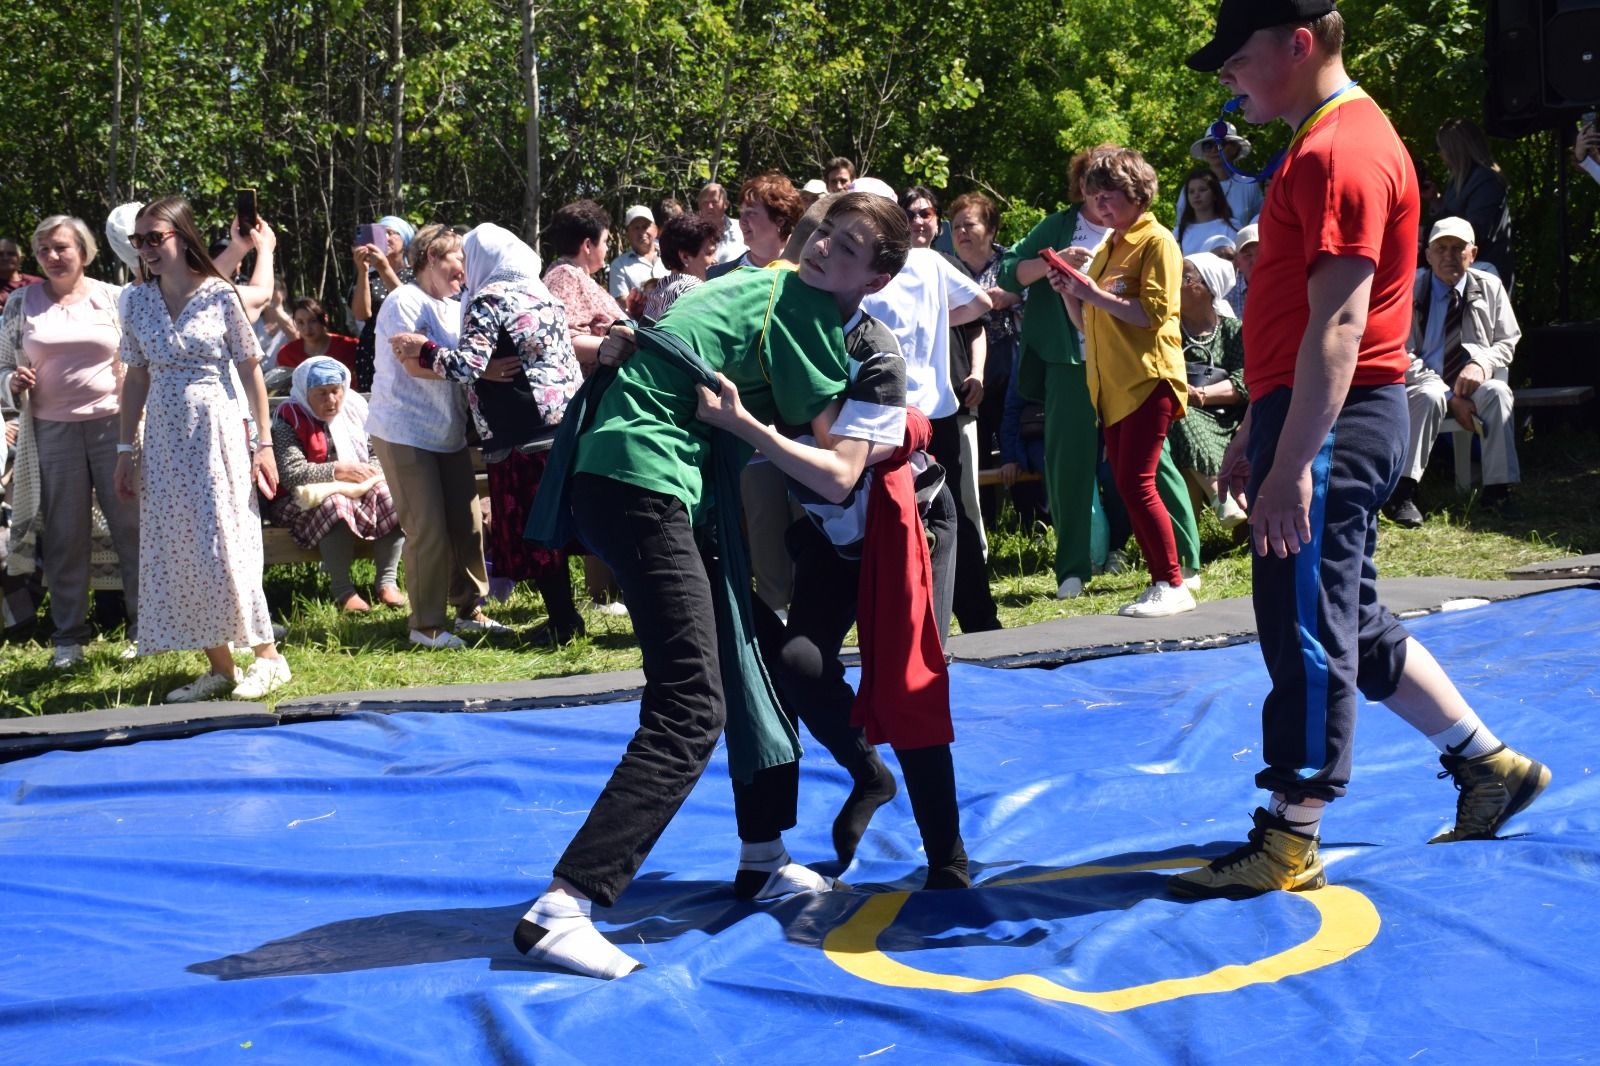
[998,207,1085,401]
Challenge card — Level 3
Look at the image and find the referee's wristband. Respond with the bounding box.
[116,443,135,455]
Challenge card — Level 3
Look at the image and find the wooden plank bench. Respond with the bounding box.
[1445,385,1594,491]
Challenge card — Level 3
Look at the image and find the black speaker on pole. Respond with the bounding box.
[1485,0,1600,139]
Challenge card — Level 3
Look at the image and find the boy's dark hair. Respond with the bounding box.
[898,185,940,217]
[548,199,612,258]
[659,214,719,271]
[291,296,328,325]
[824,192,910,277]
[825,156,856,179]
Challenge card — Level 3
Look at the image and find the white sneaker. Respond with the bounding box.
[1118,582,1197,618]
[1181,567,1203,591]
[50,645,84,669]
[168,669,242,703]
[593,601,629,617]
[410,628,467,649]
[456,612,511,635]
[1056,576,1084,600]
[119,642,139,661]
[233,655,292,700]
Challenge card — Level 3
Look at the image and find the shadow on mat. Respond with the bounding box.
[185,877,813,980]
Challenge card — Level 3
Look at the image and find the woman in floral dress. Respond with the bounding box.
[113,196,291,702]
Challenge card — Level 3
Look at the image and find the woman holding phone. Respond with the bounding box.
[113,196,291,701]
[350,216,415,391]
[1051,147,1197,619]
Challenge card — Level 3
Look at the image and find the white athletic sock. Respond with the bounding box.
[1269,794,1324,839]
[512,892,641,980]
[735,837,833,901]
[1427,713,1500,760]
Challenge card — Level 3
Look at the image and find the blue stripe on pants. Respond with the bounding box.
[1293,429,1337,772]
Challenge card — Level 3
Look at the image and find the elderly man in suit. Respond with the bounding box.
[1384,217,1521,527]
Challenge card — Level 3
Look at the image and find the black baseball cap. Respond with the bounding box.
[1186,0,1338,71]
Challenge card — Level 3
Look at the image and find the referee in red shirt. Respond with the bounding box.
[1170,0,1549,899]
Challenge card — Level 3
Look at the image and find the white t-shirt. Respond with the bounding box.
[1177,217,1239,256]
[368,283,469,453]
[1070,215,1112,351]
[1582,155,1600,185]
[860,248,986,420]
[711,215,746,265]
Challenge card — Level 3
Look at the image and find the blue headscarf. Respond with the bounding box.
[378,216,415,250]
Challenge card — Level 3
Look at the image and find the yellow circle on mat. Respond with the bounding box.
[822,858,1381,1011]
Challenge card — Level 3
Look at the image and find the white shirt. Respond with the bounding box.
[1582,156,1600,185]
[1177,217,1239,256]
[710,215,746,265]
[368,283,469,453]
[606,249,667,301]
[860,248,986,420]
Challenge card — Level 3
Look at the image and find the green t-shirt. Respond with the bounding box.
[573,267,848,519]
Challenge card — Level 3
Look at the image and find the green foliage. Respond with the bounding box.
[0,0,1593,325]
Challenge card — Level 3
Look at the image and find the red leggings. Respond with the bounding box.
[1103,383,1182,587]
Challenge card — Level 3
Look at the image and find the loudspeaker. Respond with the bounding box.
[1485,0,1600,139]
[1543,1,1600,107]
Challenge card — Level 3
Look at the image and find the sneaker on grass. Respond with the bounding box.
[234,656,292,700]
[1118,582,1196,618]
[167,668,243,704]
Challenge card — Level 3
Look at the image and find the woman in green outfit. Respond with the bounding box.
[1171,251,1248,528]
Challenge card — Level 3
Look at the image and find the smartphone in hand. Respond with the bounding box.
[235,188,259,234]
[356,222,387,251]
[1041,246,1092,286]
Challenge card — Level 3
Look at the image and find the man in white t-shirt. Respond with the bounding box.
[856,178,997,631]
[606,205,667,306]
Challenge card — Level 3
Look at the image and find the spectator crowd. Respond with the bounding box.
[0,112,1567,704]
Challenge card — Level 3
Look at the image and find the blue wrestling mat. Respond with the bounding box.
[3,589,1598,1064]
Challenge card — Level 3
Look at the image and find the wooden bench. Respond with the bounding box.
[1445,385,1594,491]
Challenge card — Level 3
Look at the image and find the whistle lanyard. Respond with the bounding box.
[1214,80,1363,185]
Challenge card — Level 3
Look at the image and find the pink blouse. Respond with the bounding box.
[542,261,627,343]
[21,282,123,422]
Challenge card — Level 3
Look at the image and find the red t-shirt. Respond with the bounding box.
[1244,93,1420,399]
[277,333,359,375]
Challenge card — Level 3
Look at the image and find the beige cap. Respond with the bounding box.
[1428,216,1476,246]
[1234,223,1259,249]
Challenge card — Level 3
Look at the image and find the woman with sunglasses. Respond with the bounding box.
[113,196,291,702]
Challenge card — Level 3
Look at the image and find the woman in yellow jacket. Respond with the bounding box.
[1054,146,1198,619]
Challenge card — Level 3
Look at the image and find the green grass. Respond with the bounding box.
[4,428,1597,718]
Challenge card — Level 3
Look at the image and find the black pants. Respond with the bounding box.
[929,414,1000,633]
[733,487,958,842]
[555,474,726,906]
[1248,386,1412,802]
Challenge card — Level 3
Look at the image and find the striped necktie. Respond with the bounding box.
[1441,287,1469,385]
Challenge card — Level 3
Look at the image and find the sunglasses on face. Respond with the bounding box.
[906,208,936,220]
[129,230,178,250]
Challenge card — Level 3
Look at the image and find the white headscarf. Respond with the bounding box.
[461,223,549,331]
[1184,251,1238,320]
[287,356,370,465]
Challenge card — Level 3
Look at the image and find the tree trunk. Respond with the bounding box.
[521,0,541,245]
[389,0,405,210]
[105,0,124,208]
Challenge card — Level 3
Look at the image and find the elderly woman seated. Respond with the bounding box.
[266,356,404,612]
[1170,251,1248,528]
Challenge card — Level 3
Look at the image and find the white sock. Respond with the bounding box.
[1269,794,1324,839]
[1427,713,1500,760]
[512,892,641,980]
[736,838,833,901]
